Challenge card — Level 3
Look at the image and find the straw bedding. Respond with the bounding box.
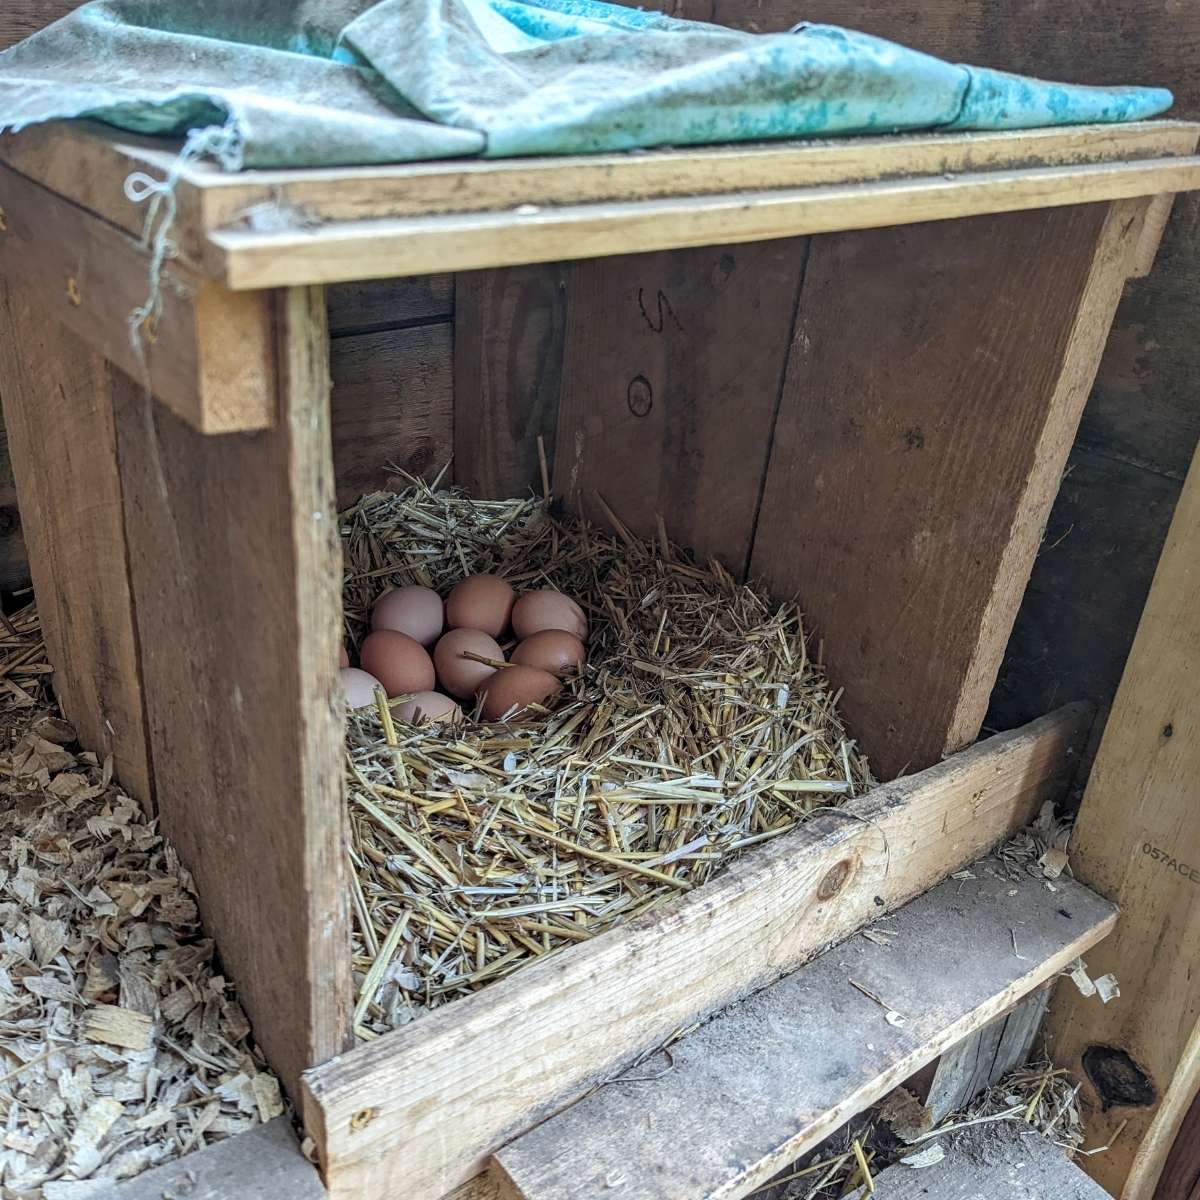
[340,483,873,1039]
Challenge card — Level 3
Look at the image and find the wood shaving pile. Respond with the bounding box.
[341,483,872,1039]
[0,600,282,1199]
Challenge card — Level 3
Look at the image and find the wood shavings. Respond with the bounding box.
[0,600,283,1194]
[83,1006,153,1052]
[341,484,872,1035]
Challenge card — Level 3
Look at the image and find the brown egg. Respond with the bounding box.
[477,665,562,721]
[360,630,436,699]
[393,691,462,726]
[511,590,588,641]
[339,643,350,669]
[511,630,587,676]
[340,667,383,709]
[372,586,444,646]
[434,628,504,698]
[445,574,515,639]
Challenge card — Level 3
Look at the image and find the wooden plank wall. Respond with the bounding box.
[630,0,1200,756]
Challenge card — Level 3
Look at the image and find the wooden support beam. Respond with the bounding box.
[302,704,1090,1200]
[489,859,1115,1200]
[0,161,273,433]
[110,288,352,1098]
[751,198,1149,778]
[0,281,153,807]
[1043,441,1200,1200]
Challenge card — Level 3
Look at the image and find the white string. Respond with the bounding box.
[122,118,243,362]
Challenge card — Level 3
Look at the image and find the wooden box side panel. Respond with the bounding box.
[0,281,154,804]
[111,289,352,1097]
[751,199,1144,778]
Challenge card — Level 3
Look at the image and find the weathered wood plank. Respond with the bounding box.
[870,1125,1110,1199]
[491,861,1115,1200]
[302,704,1090,1200]
[923,987,1050,1122]
[554,238,806,571]
[112,289,351,1098]
[0,282,153,805]
[751,200,1144,779]
[212,155,1200,289]
[0,0,80,50]
[327,275,454,336]
[1043,441,1200,1200]
[0,162,274,434]
[329,324,453,507]
[454,265,569,501]
[95,1117,324,1200]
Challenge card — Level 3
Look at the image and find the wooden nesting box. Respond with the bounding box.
[1,119,1198,1200]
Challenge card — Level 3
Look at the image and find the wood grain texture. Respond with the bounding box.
[0,282,153,805]
[1043,442,1200,1200]
[329,324,453,507]
[0,162,274,433]
[0,0,80,49]
[101,1117,324,1200]
[327,275,454,336]
[491,865,1115,1200]
[750,201,1141,779]
[923,987,1050,1122]
[871,1125,1111,1199]
[212,154,1200,290]
[112,289,351,1098]
[1156,1089,1200,1200]
[554,239,806,571]
[454,265,569,500]
[302,705,1090,1200]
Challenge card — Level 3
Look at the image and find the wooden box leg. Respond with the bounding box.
[110,287,352,1096]
[750,198,1150,778]
[1043,440,1200,1200]
[0,281,154,806]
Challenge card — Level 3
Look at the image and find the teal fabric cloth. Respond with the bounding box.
[0,0,1174,169]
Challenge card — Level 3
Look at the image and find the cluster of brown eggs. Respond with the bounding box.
[338,575,588,724]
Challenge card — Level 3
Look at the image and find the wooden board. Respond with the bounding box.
[0,281,153,806]
[554,238,806,571]
[3,121,1192,270]
[110,289,352,1098]
[923,987,1050,1122]
[327,275,454,336]
[454,264,569,501]
[490,860,1116,1200]
[750,200,1144,779]
[1156,1089,1200,1200]
[330,324,453,506]
[98,1117,324,1200]
[0,162,273,434]
[1042,441,1200,1200]
[0,0,80,49]
[870,1125,1111,1199]
[210,155,1200,289]
[301,704,1090,1200]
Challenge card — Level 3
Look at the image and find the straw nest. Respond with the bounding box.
[341,482,873,1039]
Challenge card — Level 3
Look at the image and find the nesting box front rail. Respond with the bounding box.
[303,706,1090,1200]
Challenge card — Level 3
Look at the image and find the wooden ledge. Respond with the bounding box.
[1,120,1198,287]
[490,856,1116,1200]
